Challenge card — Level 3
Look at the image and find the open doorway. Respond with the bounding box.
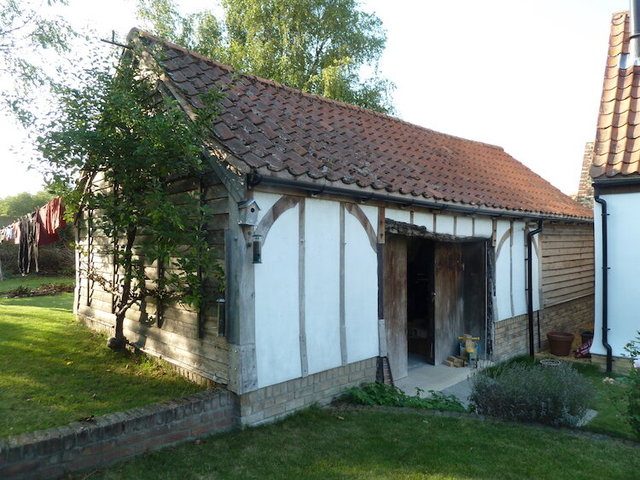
[407,238,435,366]
[384,232,488,379]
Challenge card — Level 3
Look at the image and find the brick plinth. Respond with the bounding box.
[0,390,238,480]
[239,357,378,426]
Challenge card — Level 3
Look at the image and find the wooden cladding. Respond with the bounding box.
[540,223,594,307]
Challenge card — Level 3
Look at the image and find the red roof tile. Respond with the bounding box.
[133,29,591,220]
[592,11,640,181]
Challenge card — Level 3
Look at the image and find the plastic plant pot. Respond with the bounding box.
[547,331,574,357]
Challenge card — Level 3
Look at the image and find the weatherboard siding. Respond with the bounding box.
[75,172,231,386]
[540,223,594,307]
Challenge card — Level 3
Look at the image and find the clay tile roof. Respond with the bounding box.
[132,29,591,220]
[592,11,640,181]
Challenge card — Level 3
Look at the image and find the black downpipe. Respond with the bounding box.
[594,187,613,373]
[527,220,543,358]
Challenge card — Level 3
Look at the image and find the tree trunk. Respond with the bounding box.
[108,225,137,351]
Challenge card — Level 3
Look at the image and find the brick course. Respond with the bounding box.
[239,357,377,426]
[493,296,594,360]
[0,389,238,480]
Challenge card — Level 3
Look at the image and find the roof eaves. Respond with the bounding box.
[250,173,593,223]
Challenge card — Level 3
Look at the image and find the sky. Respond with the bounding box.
[0,0,629,197]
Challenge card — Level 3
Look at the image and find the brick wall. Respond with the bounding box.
[493,313,529,360]
[239,357,378,426]
[492,295,594,361]
[538,295,594,351]
[0,389,238,480]
[591,354,634,374]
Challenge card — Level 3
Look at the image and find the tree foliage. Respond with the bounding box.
[137,0,394,113]
[36,49,222,349]
[0,191,53,217]
[0,0,76,124]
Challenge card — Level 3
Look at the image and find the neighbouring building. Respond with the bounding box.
[590,6,640,373]
[76,29,594,425]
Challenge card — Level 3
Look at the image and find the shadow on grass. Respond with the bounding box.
[84,408,640,480]
[0,293,203,437]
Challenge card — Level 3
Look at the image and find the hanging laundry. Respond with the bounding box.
[18,214,36,275]
[35,197,66,246]
[13,221,20,245]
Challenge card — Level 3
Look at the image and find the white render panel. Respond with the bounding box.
[474,217,493,238]
[253,191,281,227]
[435,214,455,235]
[532,235,541,311]
[511,223,527,316]
[304,199,342,374]
[344,211,379,363]
[413,211,434,231]
[592,193,640,357]
[494,220,513,321]
[386,208,411,223]
[456,216,474,237]
[359,204,379,237]
[254,205,301,388]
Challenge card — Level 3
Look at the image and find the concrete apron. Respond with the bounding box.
[395,360,598,425]
[394,360,494,408]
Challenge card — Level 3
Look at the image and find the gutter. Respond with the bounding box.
[247,174,592,224]
[527,219,543,357]
[594,185,613,373]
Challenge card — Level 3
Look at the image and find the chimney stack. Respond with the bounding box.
[630,0,640,64]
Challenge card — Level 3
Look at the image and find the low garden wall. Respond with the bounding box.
[0,389,238,480]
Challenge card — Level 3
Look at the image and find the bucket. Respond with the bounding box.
[581,330,594,345]
[547,331,574,356]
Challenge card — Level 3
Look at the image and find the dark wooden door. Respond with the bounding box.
[383,235,408,380]
[434,243,464,365]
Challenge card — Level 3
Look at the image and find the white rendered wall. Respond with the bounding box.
[254,203,301,388]
[592,193,640,357]
[474,217,493,237]
[435,214,455,235]
[511,224,527,316]
[253,192,379,388]
[456,216,474,237]
[494,220,513,320]
[344,211,379,363]
[304,199,342,374]
[494,220,538,321]
[531,234,541,311]
[386,209,411,223]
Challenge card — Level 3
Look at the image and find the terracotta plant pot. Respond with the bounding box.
[547,331,574,357]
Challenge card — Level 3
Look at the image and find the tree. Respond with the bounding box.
[0,191,54,217]
[36,48,222,350]
[137,0,394,113]
[0,0,76,124]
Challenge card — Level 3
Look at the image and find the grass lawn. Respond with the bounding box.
[493,355,637,441]
[79,407,639,480]
[0,293,203,437]
[0,274,74,293]
[573,363,637,441]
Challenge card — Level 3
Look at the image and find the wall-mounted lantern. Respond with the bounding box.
[252,233,262,264]
[238,199,260,226]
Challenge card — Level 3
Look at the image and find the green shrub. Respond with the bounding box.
[0,240,74,276]
[343,382,466,413]
[469,361,594,427]
[622,332,640,439]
